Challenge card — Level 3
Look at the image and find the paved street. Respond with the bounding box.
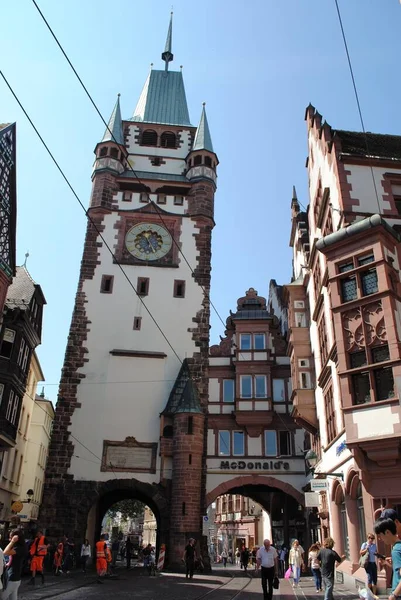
[16,567,376,600]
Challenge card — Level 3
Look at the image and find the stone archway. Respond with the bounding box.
[206,474,304,507]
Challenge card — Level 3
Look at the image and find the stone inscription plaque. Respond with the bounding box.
[101,437,157,473]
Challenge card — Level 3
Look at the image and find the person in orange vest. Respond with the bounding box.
[96,534,108,584]
[29,530,49,585]
[54,538,65,576]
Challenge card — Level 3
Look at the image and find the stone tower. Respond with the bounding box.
[41,15,218,561]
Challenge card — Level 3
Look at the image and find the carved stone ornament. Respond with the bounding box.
[101,437,157,473]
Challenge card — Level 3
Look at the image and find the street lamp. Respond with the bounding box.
[305,450,344,480]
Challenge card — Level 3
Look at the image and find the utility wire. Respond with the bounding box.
[334,0,381,214]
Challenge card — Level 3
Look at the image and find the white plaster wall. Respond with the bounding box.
[209,358,231,366]
[209,379,219,403]
[126,126,192,160]
[247,436,262,456]
[129,155,187,176]
[353,404,400,440]
[346,164,401,216]
[116,191,188,215]
[68,209,204,482]
[206,471,306,498]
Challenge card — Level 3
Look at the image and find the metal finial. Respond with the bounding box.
[117,93,121,98]
[150,62,154,70]
[23,251,29,267]
[202,102,206,107]
[40,387,45,398]
[180,65,183,70]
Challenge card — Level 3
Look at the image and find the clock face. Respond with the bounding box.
[125,223,173,261]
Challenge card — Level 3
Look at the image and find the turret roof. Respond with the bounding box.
[101,95,123,145]
[192,104,214,152]
[162,360,202,415]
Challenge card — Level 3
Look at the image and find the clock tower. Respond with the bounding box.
[41,15,218,564]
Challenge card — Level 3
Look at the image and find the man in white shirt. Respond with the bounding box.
[256,539,279,600]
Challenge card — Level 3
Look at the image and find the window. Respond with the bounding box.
[174,195,184,206]
[17,454,23,485]
[352,371,371,405]
[141,130,157,146]
[0,384,5,406]
[194,155,202,166]
[358,255,374,266]
[110,148,118,159]
[151,157,161,166]
[187,416,193,435]
[17,339,26,367]
[349,350,367,369]
[10,395,19,425]
[133,317,142,331]
[279,431,291,456]
[300,372,311,389]
[223,380,235,403]
[357,482,366,546]
[0,329,15,359]
[204,156,212,167]
[21,345,30,373]
[233,431,244,456]
[339,261,353,273]
[272,379,285,402]
[137,277,149,296]
[299,359,309,368]
[5,390,14,421]
[394,196,401,215]
[11,450,18,483]
[140,192,148,203]
[341,276,357,302]
[361,269,378,296]
[240,334,251,350]
[265,431,277,456]
[218,431,230,456]
[157,194,166,204]
[99,147,107,157]
[160,131,176,148]
[100,275,114,294]
[255,376,267,398]
[340,496,350,559]
[295,313,306,327]
[123,191,132,202]
[173,280,186,298]
[374,367,394,401]
[324,386,337,444]
[163,425,173,437]
[372,345,390,363]
[240,376,252,398]
[254,334,265,350]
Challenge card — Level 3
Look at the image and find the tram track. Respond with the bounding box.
[192,571,254,600]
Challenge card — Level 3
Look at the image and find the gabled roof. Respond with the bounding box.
[162,359,202,415]
[131,69,192,127]
[336,130,401,160]
[101,95,123,145]
[192,104,214,153]
[5,266,46,309]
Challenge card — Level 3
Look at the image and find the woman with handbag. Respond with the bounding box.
[308,543,322,592]
[360,533,378,596]
[289,540,304,588]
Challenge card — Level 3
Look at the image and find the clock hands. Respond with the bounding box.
[143,232,156,253]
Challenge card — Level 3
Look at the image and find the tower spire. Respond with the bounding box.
[161,12,174,71]
[193,103,214,152]
[101,94,123,145]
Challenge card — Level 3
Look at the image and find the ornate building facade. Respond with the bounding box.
[0,123,16,318]
[283,104,401,590]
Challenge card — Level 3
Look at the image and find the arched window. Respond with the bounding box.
[163,425,173,438]
[99,147,108,157]
[204,156,212,167]
[141,130,158,146]
[338,488,350,559]
[160,131,176,148]
[110,148,118,159]
[194,155,202,166]
[357,482,366,545]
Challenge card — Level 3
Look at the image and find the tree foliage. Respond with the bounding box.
[106,499,146,521]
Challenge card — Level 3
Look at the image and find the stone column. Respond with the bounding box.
[345,493,360,571]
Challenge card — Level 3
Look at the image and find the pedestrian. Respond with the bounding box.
[279,546,288,577]
[125,537,132,570]
[289,540,304,588]
[380,508,401,539]
[143,543,152,569]
[241,546,250,572]
[308,543,322,592]
[1,529,28,600]
[221,548,228,568]
[317,537,345,600]
[374,517,401,600]
[228,549,233,564]
[111,539,119,568]
[256,539,279,600]
[360,533,378,597]
[28,530,49,586]
[183,538,196,580]
[62,537,73,573]
[235,548,241,566]
[54,538,64,575]
[80,539,91,573]
[95,534,108,584]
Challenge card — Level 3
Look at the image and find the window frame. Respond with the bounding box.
[137,277,149,297]
[278,430,292,456]
[222,379,235,403]
[264,430,278,457]
[254,333,266,350]
[232,431,245,456]
[240,375,252,399]
[254,375,267,398]
[272,379,286,402]
[239,334,252,350]
[218,430,230,456]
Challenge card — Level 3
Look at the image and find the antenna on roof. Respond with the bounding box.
[23,251,29,267]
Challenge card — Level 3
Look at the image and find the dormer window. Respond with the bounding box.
[194,155,202,166]
[160,132,176,149]
[110,148,118,159]
[99,147,107,157]
[204,156,212,167]
[141,130,157,146]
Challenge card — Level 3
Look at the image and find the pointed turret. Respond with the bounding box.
[93,94,127,179]
[161,12,174,70]
[186,103,218,186]
[101,94,123,145]
[291,185,300,213]
[193,103,214,152]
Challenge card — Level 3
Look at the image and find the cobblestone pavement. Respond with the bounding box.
[16,568,381,600]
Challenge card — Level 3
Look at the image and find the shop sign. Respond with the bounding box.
[220,460,290,471]
[305,492,320,507]
[310,480,327,491]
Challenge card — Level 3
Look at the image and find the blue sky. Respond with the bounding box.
[1,0,400,401]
